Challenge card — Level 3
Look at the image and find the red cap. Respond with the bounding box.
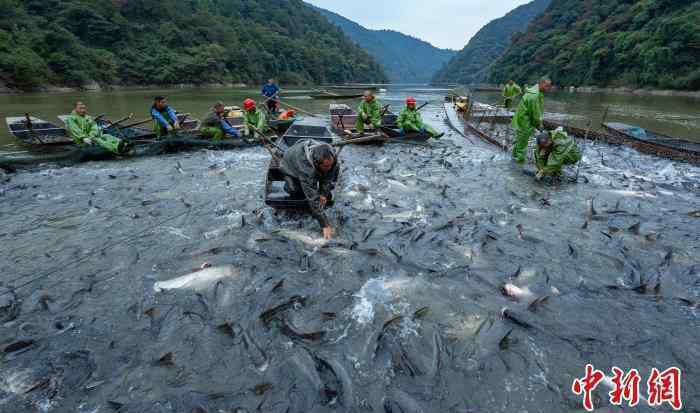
[243,99,256,110]
[406,96,417,105]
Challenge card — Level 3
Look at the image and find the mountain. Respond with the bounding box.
[431,0,551,85]
[0,0,387,91]
[312,5,455,83]
[489,0,700,90]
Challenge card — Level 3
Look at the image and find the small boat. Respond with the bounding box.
[324,85,379,92]
[264,157,339,210]
[265,159,310,209]
[281,119,333,147]
[268,117,297,134]
[6,116,72,145]
[329,104,398,133]
[380,127,432,143]
[310,91,364,100]
[602,122,700,162]
[57,113,200,141]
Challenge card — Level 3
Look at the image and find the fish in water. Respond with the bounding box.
[501,283,534,301]
[153,266,238,292]
[271,229,351,249]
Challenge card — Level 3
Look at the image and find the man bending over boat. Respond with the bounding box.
[355,91,382,135]
[534,128,582,180]
[66,102,130,154]
[150,96,181,138]
[397,96,443,139]
[242,99,268,138]
[280,139,339,240]
[200,102,240,141]
[511,77,551,164]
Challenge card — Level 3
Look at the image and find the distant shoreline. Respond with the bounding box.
[568,86,700,99]
[0,82,252,95]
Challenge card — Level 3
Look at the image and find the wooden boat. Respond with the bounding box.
[602,122,700,163]
[281,119,333,147]
[310,91,364,100]
[268,117,297,134]
[57,113,200,141]
[6,116,72,145]
[265,159,309,209]
[329,103,398,133]
[264,157,339,210]
[324,85,379,92]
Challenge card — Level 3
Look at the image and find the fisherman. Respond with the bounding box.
[355,90,382,135]
[511,77,552,164]
[280,139,339,240]
[242,98,268,138]
[150,96,180,138]
[65,101,130,154]
[200,102,240,141]
[261,79,280,114]
[397,96,444,139]
[502,80,522,110]
[534,128,582,180]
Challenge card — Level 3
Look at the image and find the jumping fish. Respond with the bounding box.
[153,266,238,292]
[501,283,535,301]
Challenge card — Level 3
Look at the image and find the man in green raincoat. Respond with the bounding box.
[200,102,240,141]
[511,78,552,164]
[502,80,522,110]
[65,102,128,154]
[534,128,582,179]
[397,96,443,139]
[355,91,382,134]
[242,98,267,137]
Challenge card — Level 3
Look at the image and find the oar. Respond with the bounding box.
[105,113,134,129]
[250,125,283,161]
[277,100,318,118]
[119,118,153,129]
[24,113,45,144]
[333,134,386,146]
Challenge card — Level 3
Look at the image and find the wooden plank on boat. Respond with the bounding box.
[6,116,72,145]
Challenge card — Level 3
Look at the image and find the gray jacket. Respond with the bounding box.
[280,139,338,227]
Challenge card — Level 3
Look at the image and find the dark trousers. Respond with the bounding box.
[266,100,279,114]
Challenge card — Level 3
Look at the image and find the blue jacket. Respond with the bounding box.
[262,83,280,100]
[151,106,178,128]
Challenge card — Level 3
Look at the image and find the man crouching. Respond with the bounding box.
[280,139,339,240]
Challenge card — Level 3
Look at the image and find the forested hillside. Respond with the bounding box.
[431,0,550,85]
[489,0,700,90]
[0,0,387,90]
[314,6,455,83]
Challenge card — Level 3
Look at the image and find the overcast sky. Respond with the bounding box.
[306,0,533,50]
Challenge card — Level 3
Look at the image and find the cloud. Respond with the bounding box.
[307,0,534,49]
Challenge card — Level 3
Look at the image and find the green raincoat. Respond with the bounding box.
[511,85,544,164]
[65,111,124,154]
[355,99,382,133]
[503,83,522,109]
[243,109,267,135]
[534,129,582,176]
[397,107,439,137]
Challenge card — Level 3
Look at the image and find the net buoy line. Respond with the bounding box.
[1,199,215,298]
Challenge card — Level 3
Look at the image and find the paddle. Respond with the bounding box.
[24,113,45,144]
[276,99,318,118]
[333,134,386,146]
[249,125,283,161]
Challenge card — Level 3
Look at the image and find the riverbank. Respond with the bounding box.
[0,81,252,95]
[571,86,700,99]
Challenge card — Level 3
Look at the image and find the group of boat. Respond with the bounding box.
[444,94,700,165]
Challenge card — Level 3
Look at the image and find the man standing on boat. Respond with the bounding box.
[355,91,382,135]
[511,77,552,164]
[397,97,443,139]
[150,96,181,138]
[534,129,582,180]
[242,98,268,138]
[502,80,522,110]
[261,79,280,114]
[200,102,240,141]
[280,139,339,240]
[66,102,130,154]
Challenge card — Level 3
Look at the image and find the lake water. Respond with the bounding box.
[1,85,699,153]
[1,85,699,412]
